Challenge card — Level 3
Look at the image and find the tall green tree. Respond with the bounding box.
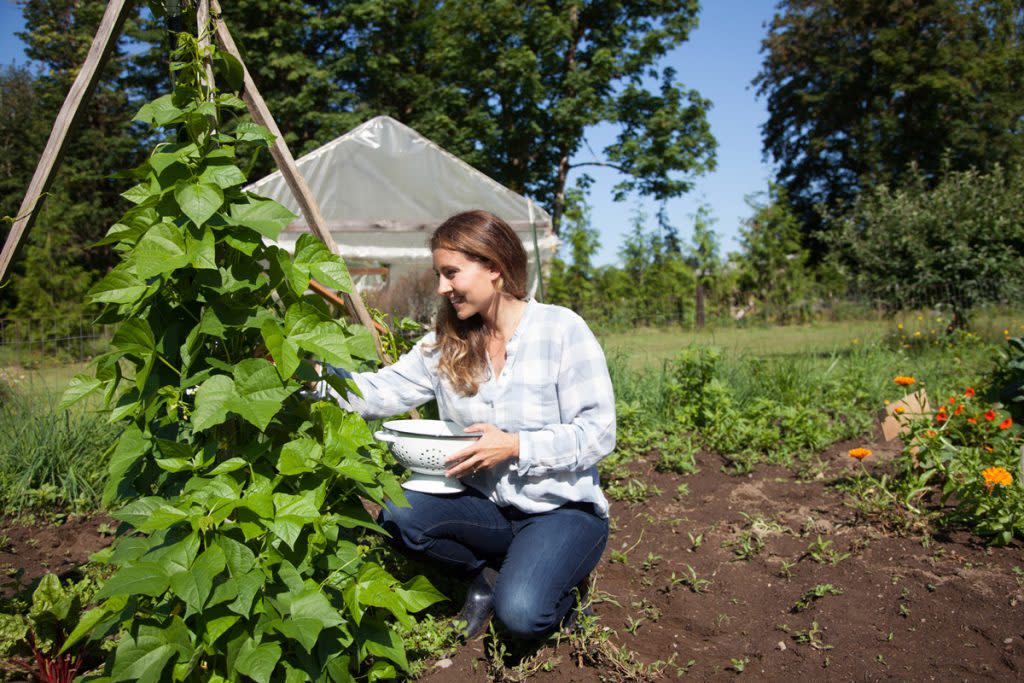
[5,0,153,325]
[755,0,1024,254]
[685,204,718,328]
[736,184,811,323]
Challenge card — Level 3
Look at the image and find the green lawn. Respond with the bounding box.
[599,319,889,370]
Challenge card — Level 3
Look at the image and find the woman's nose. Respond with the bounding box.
[437,276,452,295]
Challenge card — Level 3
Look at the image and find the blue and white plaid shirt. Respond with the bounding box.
[324,299,616,517]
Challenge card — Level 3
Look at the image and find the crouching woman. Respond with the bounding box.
[322,210,616,640]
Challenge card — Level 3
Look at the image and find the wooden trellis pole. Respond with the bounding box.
[207,0,388,363]
[0,0,133,284]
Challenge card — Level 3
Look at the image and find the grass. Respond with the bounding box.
[0,381,116,514]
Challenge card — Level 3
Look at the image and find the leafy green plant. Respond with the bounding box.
[792,584,843,612]
[58,34,442,680]
[804,535,849,566]
[0,573,105,682]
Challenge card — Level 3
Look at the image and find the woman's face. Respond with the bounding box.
[433,248,501,320]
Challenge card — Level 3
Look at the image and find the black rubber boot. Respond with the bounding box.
[455,566,498,640]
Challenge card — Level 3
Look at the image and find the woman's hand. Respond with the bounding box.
[444,423,519,478]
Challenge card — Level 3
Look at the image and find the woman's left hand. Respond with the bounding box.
[444,423,519,478]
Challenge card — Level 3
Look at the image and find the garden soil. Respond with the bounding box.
[3,432,1023,682]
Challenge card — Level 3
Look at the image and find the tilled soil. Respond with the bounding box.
[420,437,1024,682]
[2,436,1023,682]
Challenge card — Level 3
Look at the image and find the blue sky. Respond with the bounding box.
[0,0,777,265]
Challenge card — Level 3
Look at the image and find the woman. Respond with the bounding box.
[322,210,615,640]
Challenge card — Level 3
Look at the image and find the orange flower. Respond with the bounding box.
[985,409,997,421]
[935,413,947,423]
[967,417,977,424]
[848,448,872,460]
[999,417,1013,430]
[894,376,916,386]
[954,405,964,415]
[964,387,975,398]
[948,396,957,404]
[981,466,1013,493]
[925,430,937,437]
[894,406,906,414]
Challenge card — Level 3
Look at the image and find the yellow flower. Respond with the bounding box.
[894,406,905,414]
[848,448,872,460]
[981,466,1013,493]
[897,323,904,330]
[893,376,916,386]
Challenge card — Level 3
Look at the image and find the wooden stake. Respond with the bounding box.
[208,0,388,365]
[0,0,133,284]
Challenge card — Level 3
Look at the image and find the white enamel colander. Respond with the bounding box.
[374,419,481,494]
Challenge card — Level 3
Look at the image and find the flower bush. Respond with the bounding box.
[896,384,1024,544]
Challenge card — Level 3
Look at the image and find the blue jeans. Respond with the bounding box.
[379,488,609,639]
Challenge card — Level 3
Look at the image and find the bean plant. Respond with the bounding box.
[59,34,442,681]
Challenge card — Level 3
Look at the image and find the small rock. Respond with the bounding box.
[434,658,453,669]
[777,641,787,651]
[1004,638,1013,645]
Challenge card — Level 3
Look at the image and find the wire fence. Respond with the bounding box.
[0,317,113,366]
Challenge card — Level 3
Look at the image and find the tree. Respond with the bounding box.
[547,184,601,312]
[4,1,153,325]
[827,163,1024,328]
[755,0,1024,255]
[736,184,811,323]
[685,204,719,328]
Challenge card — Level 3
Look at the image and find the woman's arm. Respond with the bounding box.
[513,315,616,476]
[320,335,436,419]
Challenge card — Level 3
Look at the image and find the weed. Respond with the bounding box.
[687,531,704,550]
[606,478,663,504]
[641,552,663,572]
[625,616,645,635]
[792,584,844,612]
[793,621,832,650]
[805,535,850,565]
[729,657,749,673]
[778,560,795,579]
[726,530,765,561]
[666,564,712,594]
[676,482,691,498]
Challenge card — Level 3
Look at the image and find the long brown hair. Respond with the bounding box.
[430,210,528,395]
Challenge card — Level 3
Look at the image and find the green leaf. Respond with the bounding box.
[203,614,239,647]
[233,121,275,145]
[192,374,237,431]
[395,575,447,613]
[208,457,248,476]
[174,181,224,227]
[200,161,247,189]
[58,374,103,410]
[135,93,184,126]
[285,303,356,365]
[235,639,281,683]
[187,225,217,270]
[112,642,177,683]
[97,562,169,599]
[136,504,189,532]
[229,197,296,239]
[122,182,153,205]
[86,267,151,305]
[228,570,265,616]
[60,597,126,652]
[277,439,321,476]
[103,427,151,507]
[217,536,257,575]
[228,359,295,430]
[169,544,225,615]
[112,318,156,359]
[260,319,300,381]
[134,221,190,278]
[356,618,409,671]
[293,233,353,293]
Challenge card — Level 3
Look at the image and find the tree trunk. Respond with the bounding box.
[695,283,705,329]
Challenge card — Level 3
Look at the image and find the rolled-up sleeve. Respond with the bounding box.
[515,318,616,475]
[324,335,437,419]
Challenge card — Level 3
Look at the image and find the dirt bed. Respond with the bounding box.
[421,437,1024,682]
[2,436,1022,682]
